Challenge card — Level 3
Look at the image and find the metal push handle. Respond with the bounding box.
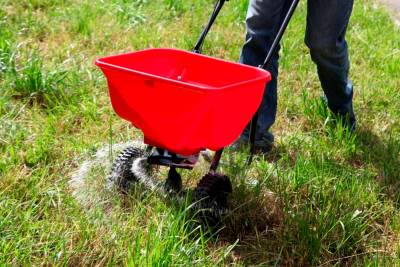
[247,0,300,165]
[193,0,300,166]
[258,0,301,70]
[193,0,228,54]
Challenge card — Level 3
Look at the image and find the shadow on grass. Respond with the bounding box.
[201,181,285,266]
[354,127,400,202]
[99,130,398,266]
[208,125,400,266]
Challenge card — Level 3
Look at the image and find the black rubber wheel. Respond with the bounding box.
[194,172,232,225]
[108,147,149,191]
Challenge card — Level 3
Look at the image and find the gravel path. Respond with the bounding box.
[387,0,400,25]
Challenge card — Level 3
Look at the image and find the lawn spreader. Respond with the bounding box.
[95,0,299,223]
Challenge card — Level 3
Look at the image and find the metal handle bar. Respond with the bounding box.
[193,0,300,165]
[193,0,228,54]
[247,0,300,165]
[259,0,300,70]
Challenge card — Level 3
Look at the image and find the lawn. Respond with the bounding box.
[1,0,400,266]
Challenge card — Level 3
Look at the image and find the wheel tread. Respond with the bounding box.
[108,146,149,191]
[193,172,232,224]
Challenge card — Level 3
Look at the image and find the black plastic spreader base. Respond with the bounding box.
[147,148,200,170]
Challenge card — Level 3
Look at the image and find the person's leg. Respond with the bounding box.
[237,0,294,151]
[305,0,356,130]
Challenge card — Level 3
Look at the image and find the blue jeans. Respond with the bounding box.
[238,0,354,147]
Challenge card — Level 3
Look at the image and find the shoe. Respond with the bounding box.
[229,139,272,155]
[333,102,357,134]
[228,139,246,152]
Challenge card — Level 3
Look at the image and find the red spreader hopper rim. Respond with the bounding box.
[95,48,271,93]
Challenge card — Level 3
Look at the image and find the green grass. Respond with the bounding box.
[1,0,400,266]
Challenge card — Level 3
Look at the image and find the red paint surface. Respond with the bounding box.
[96,49,271,156]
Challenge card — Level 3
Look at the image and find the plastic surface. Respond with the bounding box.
[95,48,271,156]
